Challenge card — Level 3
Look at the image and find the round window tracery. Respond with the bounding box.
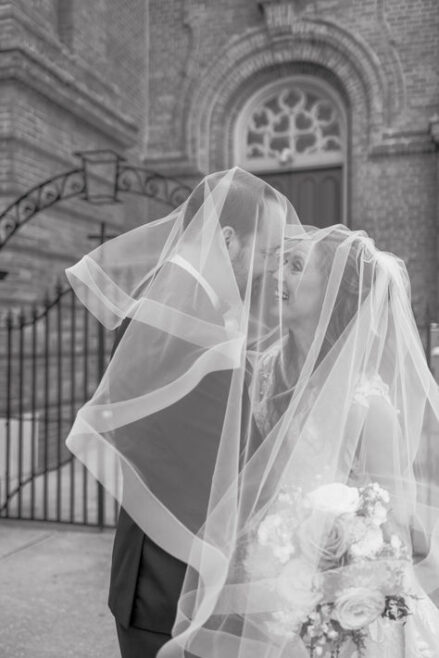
[236,80,345,171]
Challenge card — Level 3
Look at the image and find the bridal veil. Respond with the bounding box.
[65,170,439,657]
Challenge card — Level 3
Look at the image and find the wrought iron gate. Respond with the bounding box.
[0,151,191,527]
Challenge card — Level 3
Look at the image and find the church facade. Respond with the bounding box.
[144,0,439,329]
[0,0,438,326]
[0,0,148,308]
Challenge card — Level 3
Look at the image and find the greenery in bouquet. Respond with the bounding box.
[244,482,413,656]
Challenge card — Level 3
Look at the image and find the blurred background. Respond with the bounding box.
[0,0,438,528]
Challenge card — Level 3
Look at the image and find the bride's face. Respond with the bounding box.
[273,241,326,329]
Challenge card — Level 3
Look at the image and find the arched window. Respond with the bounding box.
[236,77,345,171]
[235,77,347,226]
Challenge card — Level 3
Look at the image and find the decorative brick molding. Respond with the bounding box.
[183,19,395,172]
[369,130,437,158]
[258,0,318,27]
[369,115,439,158]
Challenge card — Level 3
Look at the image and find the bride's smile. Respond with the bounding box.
[272,240,326,331]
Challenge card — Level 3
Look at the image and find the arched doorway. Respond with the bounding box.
[234,76,347,227]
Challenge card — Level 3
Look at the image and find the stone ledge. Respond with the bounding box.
[369,131,436,158]
[0,3,122,101]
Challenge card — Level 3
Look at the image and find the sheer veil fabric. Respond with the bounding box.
[65,169,439,656]
[65,167,298,648]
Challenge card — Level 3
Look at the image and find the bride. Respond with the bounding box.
[65,169,439,657]
[168,224,439,658]
[246,225,439,657]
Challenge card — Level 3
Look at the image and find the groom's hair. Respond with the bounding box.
[182,171,279,238]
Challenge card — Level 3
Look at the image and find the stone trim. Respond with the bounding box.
[369,131,437,158]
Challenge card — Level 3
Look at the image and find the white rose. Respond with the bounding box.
[305,483,360,516]
[276,559,322,612]
[333,587,385,630]
[298,513,350,569]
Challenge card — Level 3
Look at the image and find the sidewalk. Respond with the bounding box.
[0,521,119,658]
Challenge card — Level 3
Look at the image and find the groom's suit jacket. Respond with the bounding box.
[108,261,262,633]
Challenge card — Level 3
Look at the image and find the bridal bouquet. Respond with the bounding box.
[244,482,412,657]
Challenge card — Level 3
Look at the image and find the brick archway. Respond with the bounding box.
[181,19,404,174]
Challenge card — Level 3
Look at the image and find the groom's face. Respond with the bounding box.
[252,201,285,283]
[227,200,285,295]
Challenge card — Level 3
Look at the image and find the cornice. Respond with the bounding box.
[0,3,121,97]
[0,48,138,147]
[0,4,139,147]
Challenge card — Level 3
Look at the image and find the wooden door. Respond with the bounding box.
[260,167,343,228]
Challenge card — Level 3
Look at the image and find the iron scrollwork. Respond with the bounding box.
[0,168,86,250]
[117,164,191,208]
[0,150,192,253]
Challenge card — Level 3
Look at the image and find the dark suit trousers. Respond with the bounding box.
[116,621,170,658]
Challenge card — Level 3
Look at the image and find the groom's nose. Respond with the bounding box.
[267,252,280,274]
[267,259,276,274]
[268,257,282,278]
[270,264,279,279]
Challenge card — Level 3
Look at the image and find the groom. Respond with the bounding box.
[109,174,285,657]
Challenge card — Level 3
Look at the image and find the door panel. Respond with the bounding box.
[298,176,317,225]
[260,167,343,228]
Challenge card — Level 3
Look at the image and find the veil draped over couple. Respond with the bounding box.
[66,168,439,658]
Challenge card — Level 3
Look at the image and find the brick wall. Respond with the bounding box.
[0,1,438,318]
[144,0,439,323]
[0,0,148,313]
